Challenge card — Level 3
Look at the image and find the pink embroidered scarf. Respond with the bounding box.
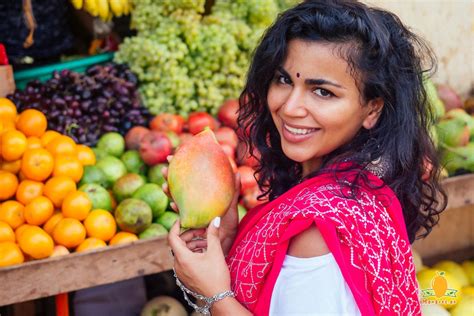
[226,170,421,315]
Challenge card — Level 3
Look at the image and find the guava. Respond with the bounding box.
[147,163,168,186]
[79,165,108,188]
[138,223,168,239]
[97,132,125,157]
[96,156,127,188]
[121,150,147,175]
[132,183,169,219]
[79,183,112,211]
[114,198,152,234]
[155,211,179,231]
[113,173,146,202]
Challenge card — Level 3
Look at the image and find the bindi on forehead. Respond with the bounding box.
[296,72,300,78]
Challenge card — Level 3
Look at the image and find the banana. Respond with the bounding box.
[122,0,130,15]
[84,0,99,16]
[97,0,110,21]
[70,0,83,10]
[108,0,123,17]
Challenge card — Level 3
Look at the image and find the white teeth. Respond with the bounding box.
[284,124,316,135]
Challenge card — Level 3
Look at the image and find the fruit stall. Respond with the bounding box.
[0,1,473,316]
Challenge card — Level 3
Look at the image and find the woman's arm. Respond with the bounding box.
[287,223,330,257]
[168,217,251,315]
[211,297,252,315]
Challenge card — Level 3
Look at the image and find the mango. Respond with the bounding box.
[168,128,235,229]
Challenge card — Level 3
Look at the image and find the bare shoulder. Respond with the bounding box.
[287,224,330,258]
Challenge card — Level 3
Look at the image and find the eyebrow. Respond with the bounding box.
[277,67,345,89]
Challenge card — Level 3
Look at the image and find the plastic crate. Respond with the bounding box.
[13,52,114,90]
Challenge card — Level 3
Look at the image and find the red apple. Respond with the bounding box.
[437,84,463,111]
[215,127,239,149]
[236,142,260,168]
[188,112,218,135]
[139,131,172,166]
[237,165,258,195]
[150,113,185,134]
[218,99,239,129]
[220,143,235,160]
[125,126,150,150]
[242,186,267,209]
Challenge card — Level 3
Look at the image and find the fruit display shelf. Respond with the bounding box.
[0,235,172,307]
[0,174,472,308]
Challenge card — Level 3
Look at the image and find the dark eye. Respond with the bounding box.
[314,88,333,97]
[277,75,292,85]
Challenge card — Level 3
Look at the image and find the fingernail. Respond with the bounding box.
[213,217,221,228]
[167,155,172,163]
[162,183,168,191]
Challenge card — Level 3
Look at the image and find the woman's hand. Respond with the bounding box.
[168,217,232,298]
[161,156,241,255]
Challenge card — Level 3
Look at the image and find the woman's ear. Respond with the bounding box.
[362,98,384,130]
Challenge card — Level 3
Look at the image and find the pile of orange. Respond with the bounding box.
[0,98,138,269]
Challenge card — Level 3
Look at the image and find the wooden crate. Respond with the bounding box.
[0,236,173,306]
[413,174,474,263]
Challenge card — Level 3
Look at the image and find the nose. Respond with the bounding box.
[280,88,307,118]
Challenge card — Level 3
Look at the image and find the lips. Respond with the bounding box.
[281,122,320,143]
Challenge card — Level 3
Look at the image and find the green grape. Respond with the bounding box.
[116,0,288,115]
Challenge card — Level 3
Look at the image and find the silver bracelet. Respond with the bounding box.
[173,268,235,315]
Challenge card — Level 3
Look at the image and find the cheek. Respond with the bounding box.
[267,85,289,112]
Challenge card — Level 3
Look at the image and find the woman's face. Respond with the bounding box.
[267,39,382,176]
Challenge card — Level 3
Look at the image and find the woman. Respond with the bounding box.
[168,1,446,315]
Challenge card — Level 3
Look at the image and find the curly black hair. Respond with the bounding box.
[238,0,447,243]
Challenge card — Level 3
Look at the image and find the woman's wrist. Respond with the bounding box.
[210,296,252,315]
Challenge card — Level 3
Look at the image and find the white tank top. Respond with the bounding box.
[269,253,361,315]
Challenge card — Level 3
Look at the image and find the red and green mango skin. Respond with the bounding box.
[168,129,236,229]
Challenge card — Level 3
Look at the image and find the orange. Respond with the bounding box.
[50,245,70,257]
[15,224,31,241]
[46,135,77,157]
[24,196,54,226]
[43,212,64,235]
[0,201,25,229]
[16,180,43,205]
[0,221,15,242]
[17,225,54,259]
[1,130,27,161]
[1,159,21,174]
[52,218,86,248]
[0,98,17,121]
[109,232,138,246]
[76,237,107,253]
[76,145,96,166]
[0,241,24,267]
[61,191,91,221]
[53,155,83,183]
[16,109,47,137]
[21,148,54,181]
[40,130,61,147]
[84,209,116,242]
[0,171,18,201]
[26,136,42,149]
[43,176,76,208]
[0,119,16,136]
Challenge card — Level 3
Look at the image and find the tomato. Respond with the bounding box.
[187,112,218,135]
[150,114,185,134]
[215,127,238,149]
[217,99,239,129]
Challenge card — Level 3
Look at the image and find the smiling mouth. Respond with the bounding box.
[283,124,319,135]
